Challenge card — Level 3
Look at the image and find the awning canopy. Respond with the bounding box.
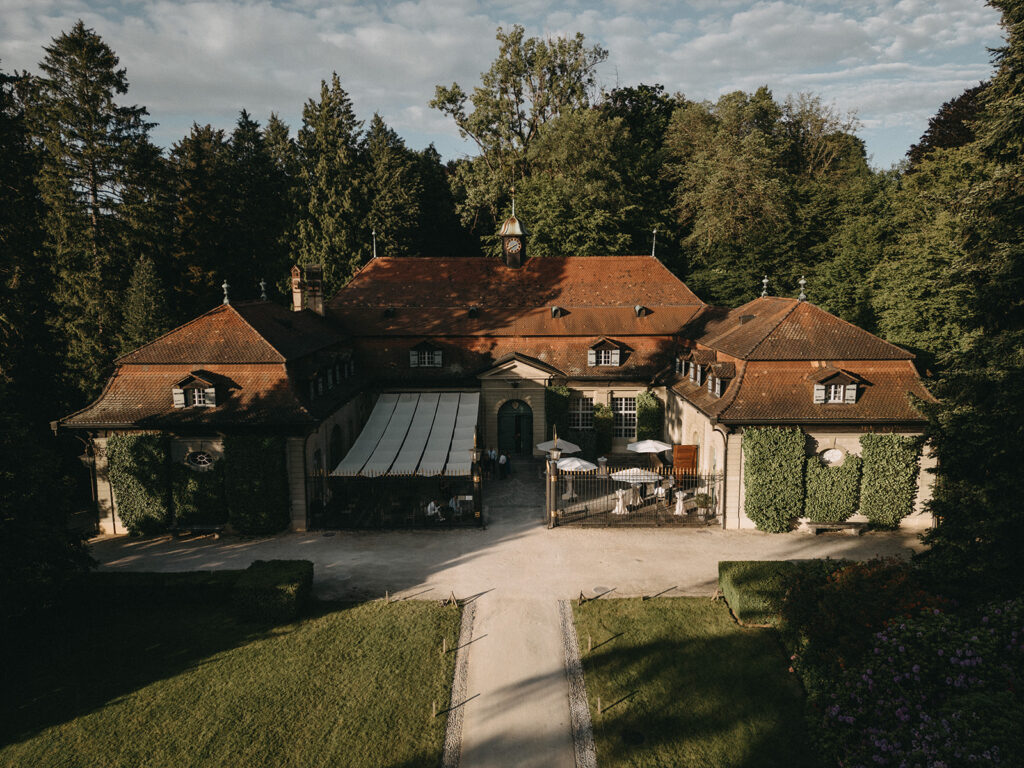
[332,392,480,478]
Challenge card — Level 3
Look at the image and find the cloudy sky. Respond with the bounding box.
[0,0,1005,168]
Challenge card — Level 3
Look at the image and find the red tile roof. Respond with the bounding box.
[59,364,317,428]
[330,255,704,309]
[118,302,347,365]
[352,334,679,385]
[696,298,914,361]
[673,359,934,425]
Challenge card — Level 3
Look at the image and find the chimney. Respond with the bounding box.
[290,266,303,312]
[289,264,325,315]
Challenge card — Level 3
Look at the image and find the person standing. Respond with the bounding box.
[498,452,508,479]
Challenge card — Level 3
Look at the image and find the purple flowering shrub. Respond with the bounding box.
[807,599,1024,767]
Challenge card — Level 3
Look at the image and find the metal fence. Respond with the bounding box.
[309,475,482,530]
[548,464,723,527]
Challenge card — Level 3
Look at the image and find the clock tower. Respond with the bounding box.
[499,209,526,268]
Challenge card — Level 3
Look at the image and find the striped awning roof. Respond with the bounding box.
[332,391,480,477]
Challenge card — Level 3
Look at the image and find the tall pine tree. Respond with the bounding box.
[365,113,421,258]
[29,21,153,402]
[293,73,368,292]
[118,255,170,355]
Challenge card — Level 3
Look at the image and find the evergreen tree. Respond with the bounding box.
[365,114,421,258]
[917,0,1024,600]
[168,123,233,317]
[293,73,368,291]
[413,145,474,258]
[118,255,170,355]
[228,110,291,291]
[263,113,300,289]
[1,66,91,622]
[906,83,988,169]
[28,20,153,401]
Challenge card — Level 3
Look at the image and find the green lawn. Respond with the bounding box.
[1,600,460,768]
[573,598,814,768]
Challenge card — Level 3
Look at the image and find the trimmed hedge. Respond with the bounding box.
[223,436,291,535]
[234,560,314,623]
[171,461,226,527]
[719,559,851,626]
[106,433,171,535]
[804,454,862,523]
[859,434,921,528]
[80,560,313,623]
[636,391,664,440]
[742,427,806,532]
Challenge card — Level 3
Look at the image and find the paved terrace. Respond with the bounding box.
[92,468,926,768]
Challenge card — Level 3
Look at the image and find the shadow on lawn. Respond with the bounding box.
[0,599,315,748]
[580,619,815,768]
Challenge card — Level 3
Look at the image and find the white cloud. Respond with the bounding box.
[0,0,1005,165]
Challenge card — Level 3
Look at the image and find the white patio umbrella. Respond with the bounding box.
[536,437,581,454]
[556,457,597,500]
[627,439,673,453]
[610,468,663,484]
[556,457,597,472]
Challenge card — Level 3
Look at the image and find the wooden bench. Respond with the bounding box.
[804,521,867,535]
[170,524,225,538]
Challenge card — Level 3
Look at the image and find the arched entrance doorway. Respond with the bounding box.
[498,399,533,456]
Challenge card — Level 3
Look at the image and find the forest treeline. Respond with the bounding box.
[2,1,1023,617]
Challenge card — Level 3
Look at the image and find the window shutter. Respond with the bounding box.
[587,349,596,366]
[813,383,826,403]
[203,387,217,407]
[715,378,722,397]
[610,348,621,366]
[696,365,703,384]
[433,350,442,367]
[172,387,185,408]
[844,383,858,404]
[409,351,419,367]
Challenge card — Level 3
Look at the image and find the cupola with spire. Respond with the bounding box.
[499,189,526,268]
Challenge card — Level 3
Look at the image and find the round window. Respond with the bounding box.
[185,451,213,469]
[820,448,845,466]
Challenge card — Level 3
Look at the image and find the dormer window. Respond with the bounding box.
[588,339,623,367]
[172,373,216,409]
[812,368,859,404]
[410,343,442,368]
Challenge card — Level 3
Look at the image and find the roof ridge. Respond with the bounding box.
[744,300,801,358]
[219,304,288,362]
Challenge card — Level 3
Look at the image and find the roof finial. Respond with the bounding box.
[651,228,657,258]
[222,279,230,305]
[259,278,267,301]
[372,228,377,259]
[798,276,807,302]
[511,185,516,217]
[761,275,769,298]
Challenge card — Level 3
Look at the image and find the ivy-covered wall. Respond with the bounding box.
[223,435,290,535]
[742,427,806,532]
[804,454,863,523]
[859,434,922,528]
[593,403,614,456]
[544,384,570,440]
[636,391,664,441]
[106,433,171,535]
[171,461,226,527]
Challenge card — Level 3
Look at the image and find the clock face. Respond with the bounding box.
[506,237,522,254]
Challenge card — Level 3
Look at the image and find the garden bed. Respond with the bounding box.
[572,597,814,768]
[1,597,460,767]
